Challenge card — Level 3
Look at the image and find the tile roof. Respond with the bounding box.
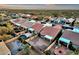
[16,19,26,24]
[60,30,79,46]
[40,25,62,39]
[28,37,49,52]
[53,25,62,29]
[32,23,44,33]
[12,18,35,28]
[13,19,21,23]
[21,22,34,28]
[13,18,26,24]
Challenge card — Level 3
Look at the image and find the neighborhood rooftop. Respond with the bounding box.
[40,25,62,39]
[32,23,44,33]
[28,37,49,53]
[60,30,79,46]
[0,10,79,55]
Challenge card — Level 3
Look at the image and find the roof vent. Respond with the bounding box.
[59,50,62,53]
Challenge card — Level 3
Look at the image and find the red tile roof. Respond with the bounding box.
[32,23,44,33]
[21,22,34,28]
[17,20,26,24]
[13,18,26,24]
[12,18,34,28]
[53,25,62,29]
[40,25,62,38]
[13,19,20,23]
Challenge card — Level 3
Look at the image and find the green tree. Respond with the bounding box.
[6,22,14,33]
[0,26,8,35]
[0,34,13,41]
[22,44,30,55]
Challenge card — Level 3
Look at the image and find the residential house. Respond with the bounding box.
[21,22,35,29]
[31,23,44,33]
[58,30,79,50]
[19,23,44,41]
[27,25,62,54]
[67,18,75,23]
[40,25,62,42]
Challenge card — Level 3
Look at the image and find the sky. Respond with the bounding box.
[0,4,79,10]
